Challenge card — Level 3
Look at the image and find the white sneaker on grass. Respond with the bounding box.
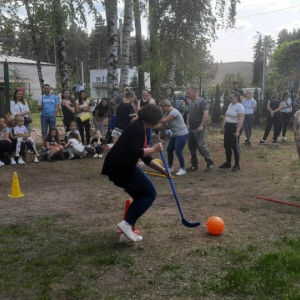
[176,168,186,176]
[93,153,99,158]
[0,160,4,166]
[10,158,16,165]
[117,220,137,242]
[119,233,143,243]
[34,155,39,163]
[99,154,103,158]
[18,157,25,165]
[68,153,74,160]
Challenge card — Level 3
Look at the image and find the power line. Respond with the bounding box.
[237,4,300,19]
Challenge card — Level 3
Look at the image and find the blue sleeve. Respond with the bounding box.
[55,96,59,105]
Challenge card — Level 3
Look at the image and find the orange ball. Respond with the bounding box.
[206,216,225,235]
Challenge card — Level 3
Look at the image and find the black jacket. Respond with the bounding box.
[102,119,152,187]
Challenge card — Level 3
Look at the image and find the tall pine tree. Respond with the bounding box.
[252,36,263,87]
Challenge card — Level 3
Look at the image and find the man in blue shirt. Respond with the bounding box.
[38,84,59,145]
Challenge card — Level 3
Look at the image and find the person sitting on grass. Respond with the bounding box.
[102,104,170,243]
[14,116,39,163]
[45,127,64,162]
[66,121,81,142]
[89,130,104,158]
[64,132,86,160]
[0,117,15,166]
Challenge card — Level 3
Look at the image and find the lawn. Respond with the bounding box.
[1,126,300,300]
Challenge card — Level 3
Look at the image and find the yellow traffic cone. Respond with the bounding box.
[8,172,24,198]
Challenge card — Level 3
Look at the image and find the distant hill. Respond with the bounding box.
[212,61,275,85]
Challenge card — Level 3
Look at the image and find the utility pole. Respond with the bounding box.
[262,36,267,100]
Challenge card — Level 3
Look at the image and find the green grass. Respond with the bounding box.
[2,217,300,299]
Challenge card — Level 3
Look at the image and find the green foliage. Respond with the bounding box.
[129,74,139,94]
[252,36,263,86]
[211,84,221,123]
[277,28,300,45]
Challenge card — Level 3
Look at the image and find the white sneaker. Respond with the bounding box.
[119,233,143,243]
[0,160,4,166]
[34,156,39,163]
[282,136,287,142]
[99,154,103,158]
[18,157,26,165]
[176,168,186,176]
[10,158,16,165]
[117,220,136,242]
[68,153,74,160]
[168,167,174,172]
[93,153,99,158]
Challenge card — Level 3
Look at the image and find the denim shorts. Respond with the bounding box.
[41,116,56,136]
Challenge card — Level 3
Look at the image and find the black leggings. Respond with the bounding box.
[76,118,90,145]
[263,113,281,141]
[224,123,240,166]
[279,112,291,137]
[0,140,13,159]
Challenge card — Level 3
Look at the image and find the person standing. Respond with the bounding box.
[219,91,245,171]
[10,89,31,132]
[154,100,188,176]
[61,89,75,132]
[186,87,214,172]
[75,90,91,145]
[278,91,292,142]
[259,90,283,145]
[293,108,300,159]
[242,90,257,145]
[294,88,300,112]
[111,88,137,144]
[38,84,59,146]
[93,98,110,137]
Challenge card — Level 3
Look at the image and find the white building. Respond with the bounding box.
[0,55,56,92]
[90,67,151,98]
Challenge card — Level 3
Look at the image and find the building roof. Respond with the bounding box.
[0,55,55,66]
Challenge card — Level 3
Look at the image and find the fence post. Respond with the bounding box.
[4,59,10,115]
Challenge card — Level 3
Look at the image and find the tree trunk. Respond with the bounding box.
[54,0,70,90]
[120,0,132,91]
[24,0,44,94]
[105,0,119,99]
[166,23,179,100]
[149,0,158,96]
[133,0,144,99]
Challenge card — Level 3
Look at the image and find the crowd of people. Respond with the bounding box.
[1,83,300,171]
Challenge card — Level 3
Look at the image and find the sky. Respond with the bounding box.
[6,0,300,63]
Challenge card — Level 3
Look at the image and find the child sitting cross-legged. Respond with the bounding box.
[90,130,104,158]
[45,127,64,162]
[14,116,39,163]
[64,132,86,159]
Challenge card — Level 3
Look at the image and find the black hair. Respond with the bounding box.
[138,103,162,126]
[62,89,71,100]
[78,90,87,105]
[43,84,50,88]
[13,89,25,105]
[96,98,110,115]
[233,81,238,85]
[47,127,59,143]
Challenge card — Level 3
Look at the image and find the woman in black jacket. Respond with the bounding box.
[102,103,168,243]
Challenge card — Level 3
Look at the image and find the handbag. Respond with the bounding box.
[17,103,32,124]
[79,112,90,122]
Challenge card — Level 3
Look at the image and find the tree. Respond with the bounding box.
[212,84,221,123]
[252,36,263,87]
[105,0,119,98]
[129,73,138,94]
[120,0,133,91]
[278,28,300,45]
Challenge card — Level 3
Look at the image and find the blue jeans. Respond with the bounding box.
[167,134,188,169]
[41,116,56,136]
[124,166,157,226]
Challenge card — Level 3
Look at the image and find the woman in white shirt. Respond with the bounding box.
[242,90,257,145]
[75,90,91,145]
[220,91,245,171]
[279,91,292,142]
[10,89,31,131]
